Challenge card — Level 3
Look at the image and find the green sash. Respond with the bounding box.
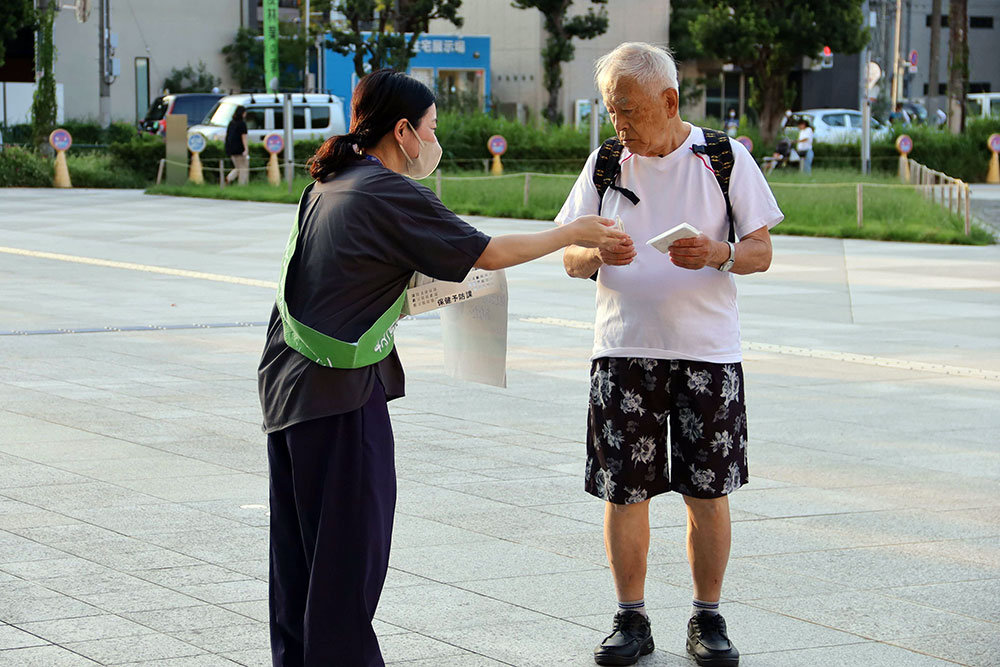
[276,183,406,369]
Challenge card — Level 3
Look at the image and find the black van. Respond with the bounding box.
[139,93,224,135]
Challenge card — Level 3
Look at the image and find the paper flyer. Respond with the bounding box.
[439,269,508,388]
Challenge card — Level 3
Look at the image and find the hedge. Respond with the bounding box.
[0,146,147,188]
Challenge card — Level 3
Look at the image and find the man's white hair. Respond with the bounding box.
[595,42,678,96]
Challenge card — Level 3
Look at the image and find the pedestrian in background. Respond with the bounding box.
[225,105,249,185]
[795,117,814,175]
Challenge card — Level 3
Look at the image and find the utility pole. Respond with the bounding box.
[890,0,903,108]
[97,0,117,127]
[860,0,873,175]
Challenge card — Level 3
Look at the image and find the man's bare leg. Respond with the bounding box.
[604,499,651,602]
[683,495,731,601]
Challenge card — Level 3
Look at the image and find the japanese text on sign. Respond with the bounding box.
[437,290,475,307]
[418,38,466,55]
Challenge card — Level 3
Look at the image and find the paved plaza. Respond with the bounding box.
[0,188,998,666]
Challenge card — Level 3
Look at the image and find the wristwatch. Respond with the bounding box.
[718,241,736,272]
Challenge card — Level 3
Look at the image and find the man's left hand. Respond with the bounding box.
[668,235,722,270]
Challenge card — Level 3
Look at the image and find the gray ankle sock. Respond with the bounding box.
[618,599,648,618]
[692,598,720,617]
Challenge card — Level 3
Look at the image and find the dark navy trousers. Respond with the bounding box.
[267,382,396,667]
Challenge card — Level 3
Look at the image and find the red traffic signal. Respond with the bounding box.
[822,45,832,56]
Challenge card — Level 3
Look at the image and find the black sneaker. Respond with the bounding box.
[594,610,654,666]
[686,611,739,667]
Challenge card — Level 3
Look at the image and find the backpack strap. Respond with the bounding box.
[592,137,640,215]
[694,127,737,243]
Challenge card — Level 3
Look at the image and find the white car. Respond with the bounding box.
[188,93,347,144]
[791,108,890,144]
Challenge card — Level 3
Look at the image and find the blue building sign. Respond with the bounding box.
[322,34,491,126]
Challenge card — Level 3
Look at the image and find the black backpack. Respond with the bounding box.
[592,127,737,244]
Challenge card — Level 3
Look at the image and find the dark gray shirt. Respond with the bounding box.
[258,160,491,433]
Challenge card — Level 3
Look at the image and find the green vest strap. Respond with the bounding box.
[276,183,406,369]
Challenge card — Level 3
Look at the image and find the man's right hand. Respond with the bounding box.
[599,238,636,266]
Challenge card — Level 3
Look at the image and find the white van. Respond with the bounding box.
[188,93,347,144]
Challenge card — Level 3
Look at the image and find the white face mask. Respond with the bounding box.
[397,120,442,180]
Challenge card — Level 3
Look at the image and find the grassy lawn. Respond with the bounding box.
[147,167,993,245]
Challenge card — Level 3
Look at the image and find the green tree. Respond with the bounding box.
[222,24,308,91]
[163,61,221,94]
[0,0,35,69]
[689,0,868,143]
[324,1,463,79]
[512,0,608,125]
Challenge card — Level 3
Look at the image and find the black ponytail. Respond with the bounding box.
[308,69,434,180]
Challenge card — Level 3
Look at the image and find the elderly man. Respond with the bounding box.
[557,43,783,667]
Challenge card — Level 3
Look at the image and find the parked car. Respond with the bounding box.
[139,93,224,135]
[790,108,890,143]
[188,93,347,145]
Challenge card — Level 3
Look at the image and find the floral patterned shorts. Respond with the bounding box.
[585,357,749,503]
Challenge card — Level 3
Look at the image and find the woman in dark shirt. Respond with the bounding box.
[225,105,248,185]
[258,69,628,667]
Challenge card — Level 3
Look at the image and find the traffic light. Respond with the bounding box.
[821,46,834,69]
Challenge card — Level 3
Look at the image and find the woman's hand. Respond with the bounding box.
[568,215,631,250]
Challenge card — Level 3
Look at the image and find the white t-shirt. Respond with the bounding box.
[796,126,814,152]
[555,125,783,363]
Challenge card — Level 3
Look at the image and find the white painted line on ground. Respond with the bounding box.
[518,316,999,382]
[0,246,278,289]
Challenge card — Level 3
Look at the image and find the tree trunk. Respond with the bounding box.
[947,0,968,133]
[756,72,787,146]
[927,0,942,117]
[542,12,565,125]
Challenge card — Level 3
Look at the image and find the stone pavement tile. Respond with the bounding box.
[220,600,268,624]
[887,632,1000,667]
[376,583,547,633]
[379,631,471,663]
[373,618,410,637]
[32,571,164,598]
[0,481,164,512]
[123,604,259,634]
[440,476,590,509]
[459,569,689,618]
[392,514,499,550]
[0,437,156,465]
[131,563,253,589]
[745,542,998,590]
[881,579,1000,624]
[0,557,112,581]
[0,463,91,490]
[218,648,270,666]
[386,654,546,667]
[112,474,268,503]
[180,501,270,528]
[118,656,243,667]
[210,559,267,582]
[0,623,48,649]
[383,567,434,590]
[0,645,100,666]
[65,504,244,537]
[746,641,959,666]
[174,579,268,606]
[728,485,902,519]
[395,480,521,518]
[647,559,843,602]
[63,632,204,664]
[522,529,684,567]
[80,548,205,572]
[80,585,204,615]
[388,538,597,584]
[175,621,268,653]
[140,527,266,564]
[16,614,155,644]
[746,590,996,642]
[53,455,242,482]
[396,459,497,485]
[0,581,103,623]
[0,531,70,563]
[422,502,597,540]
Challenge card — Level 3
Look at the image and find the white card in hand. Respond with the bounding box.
[646,223,701,253]
[614,215,625,232]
